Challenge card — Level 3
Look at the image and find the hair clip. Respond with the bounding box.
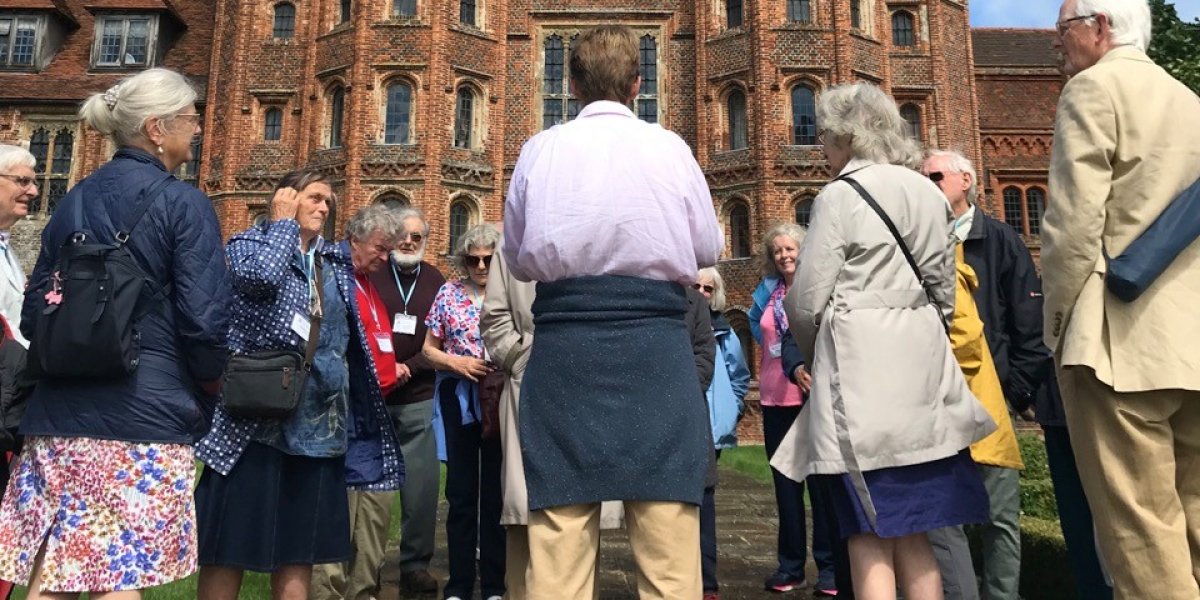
[102,84,121,110]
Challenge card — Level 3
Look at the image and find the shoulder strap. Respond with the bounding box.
[116,174,175,247]
[839,174,950,336]
[304,254,324,368]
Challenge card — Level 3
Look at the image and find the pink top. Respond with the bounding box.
[758,305,803,408]
[502,101,723,285]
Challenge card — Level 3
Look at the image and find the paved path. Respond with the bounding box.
[378,467,825,599]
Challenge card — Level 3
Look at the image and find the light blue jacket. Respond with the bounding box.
[747,276,781,343]
[707,314,751,449]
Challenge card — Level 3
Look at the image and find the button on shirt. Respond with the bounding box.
[502,101,723,285]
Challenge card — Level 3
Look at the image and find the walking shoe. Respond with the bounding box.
[399,569,439,595]
[764,571,806,593]
[486,596,504,600]
[703,592,720,600]
[815,587,839,597]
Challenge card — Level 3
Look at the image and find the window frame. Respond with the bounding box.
[448,197,476,253]
[794,197,813,228]
[1002,186,1024,233]
[727,200,752,259]
[790,84,818,146]
[726,88,748,151]
[340,0,352,24]
[272,2,296,39]
[453,86,476,149]
[786,0,812,23]
[541,34,569,130]
[1026,187,1046,237]
[27,125,77,216]
[263,107,283,141]
[891,10,915,47]
[384,80,414,145]
[726,0,743,29]
[393,0,417,18]
[328,86,346,148]
[459,0,477,27]
[635,34,659,124]
[0,14,46,69]
[899,103,921,141]
[91,14,159,69]
[850,0,862,30]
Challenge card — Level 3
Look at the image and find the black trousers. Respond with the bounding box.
[440,382,506,599]
[701,450,722,592]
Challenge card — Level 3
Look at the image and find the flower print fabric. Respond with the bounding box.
[425,280,486,359]
[0,436,197,591]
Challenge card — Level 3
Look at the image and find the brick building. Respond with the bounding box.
[0,1,1064,419]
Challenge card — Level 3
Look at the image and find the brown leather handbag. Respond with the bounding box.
[477,369,506,440]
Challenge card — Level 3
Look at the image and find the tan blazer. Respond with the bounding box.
[1043,46,1200,392]
[771,159,994,503]
[480,245,622,528]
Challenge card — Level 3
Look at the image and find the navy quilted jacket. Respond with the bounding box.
[19,147,232,444]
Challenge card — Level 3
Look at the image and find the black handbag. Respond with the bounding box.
[221,256,324,419]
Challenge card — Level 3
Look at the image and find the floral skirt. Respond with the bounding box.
[0,436,197,592]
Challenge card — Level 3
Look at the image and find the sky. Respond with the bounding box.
[970,0,1200,27]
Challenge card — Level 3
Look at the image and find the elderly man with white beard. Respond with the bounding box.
[367,206,446,596]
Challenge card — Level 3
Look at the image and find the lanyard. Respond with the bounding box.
[355,277,382,330]
[390,263,421,314]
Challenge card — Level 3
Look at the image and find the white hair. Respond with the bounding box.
[1074,0,1153,52]
[391,205,430,237]
[346,203,405,243]
[759,222,807,279]
[79,68,198,147]
[698,267,727,312]
[817,83,923,170]
[0,144,36,174]
[454,223,500,272]
[927,149,978,203]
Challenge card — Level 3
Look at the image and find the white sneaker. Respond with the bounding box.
[446,597,464,600]
[486,596,504,600]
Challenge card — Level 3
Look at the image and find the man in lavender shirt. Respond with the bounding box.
[503,24,723,600]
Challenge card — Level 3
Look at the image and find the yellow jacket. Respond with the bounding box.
[952,245,1024,470]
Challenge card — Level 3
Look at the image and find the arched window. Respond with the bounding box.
[850,0,861,29]
[328,86,345,148]
[892,11,915,46]
[637,35,658,123]
[787,0,811,23]
[727,89,748,150]
[794,197,813,228]
[1026,187,1046,236]
[264,107,283,141]
[453,87,475,149]
[791,85,817,145]
[726,0,743,28]
[385,81,413,144]
[448,198,474,252]
[900,103,921,141]
[28,128,48,214]
[728,201,751,258]
[340,0,351,23]
[47,129,73,213]
[394,0,416,17]
[273,3,295,39]
[377,193,408,209]
[460,0,476,26]
[542,35,566,129]
[1003,187,1024,232]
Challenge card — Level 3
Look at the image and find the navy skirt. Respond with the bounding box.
[195,442,352,571]
[823,450,989,539]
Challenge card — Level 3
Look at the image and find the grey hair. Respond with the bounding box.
[454,223,500,270]
[0,144,36,174]
[698,267,728,312]
[758,222,807,279]
[79,68,198,147]
[927,149,978,203]
[1074,0,1152,52]
[391,205,430,237]
[817,83,923,170]
[346,203,405,244]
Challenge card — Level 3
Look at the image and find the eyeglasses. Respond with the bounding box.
[464,254,493,268]
[172,113,203,121]
[692,283,715,294]
[1055,14,1096,36]
[401,232,424,243]
[817,129,830,144]
[0,174,36,189]
[927,171,945,183]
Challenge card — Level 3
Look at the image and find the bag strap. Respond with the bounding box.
[116,174,175,247]
[838,174,950,336]
[304,254,324,370]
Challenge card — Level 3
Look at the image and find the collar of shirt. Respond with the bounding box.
[836,157,879,178]
[576,100,637,120]
[0,231,9,247]
[953,204,976,243]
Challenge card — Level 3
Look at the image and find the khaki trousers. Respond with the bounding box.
[1059,366,1200,600]
[310,490,396,600]
[525,501,700,600]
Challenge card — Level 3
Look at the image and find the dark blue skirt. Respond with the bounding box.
[195,442,352,571]
[823,450,989,539]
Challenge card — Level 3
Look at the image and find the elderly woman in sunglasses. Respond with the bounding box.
[422,223,505,600]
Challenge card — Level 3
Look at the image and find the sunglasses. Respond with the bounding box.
[927,171,945,183]
[692,283,715,294]
[401,232,424,243]
[464,254,493,268]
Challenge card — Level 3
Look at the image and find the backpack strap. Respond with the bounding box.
[837,173,950,336]
[116,174,175,247]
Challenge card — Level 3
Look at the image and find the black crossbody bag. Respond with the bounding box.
[221,257,324,419]
[838,174,951,336]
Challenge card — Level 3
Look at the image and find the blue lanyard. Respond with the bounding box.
[390,263,421,314]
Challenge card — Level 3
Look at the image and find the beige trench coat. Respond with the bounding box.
[770,160,995,513]
[480,245,622,528]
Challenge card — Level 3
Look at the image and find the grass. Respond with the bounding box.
[718,445,773,484]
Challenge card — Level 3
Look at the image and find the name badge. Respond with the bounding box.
[375,332,394,354]
[768,341,782,358]
[393,313,418,335]
[291,312,311,341]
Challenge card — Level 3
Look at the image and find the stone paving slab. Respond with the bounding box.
[378,467,823,599]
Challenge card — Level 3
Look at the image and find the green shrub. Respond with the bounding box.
[1019,516,1076,600]
[1018,432,1051,481]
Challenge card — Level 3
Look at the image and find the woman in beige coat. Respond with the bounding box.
[772,83,995,600]
[479,241,621,600]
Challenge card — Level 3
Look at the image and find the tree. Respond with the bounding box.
[1148,0,1200,94]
